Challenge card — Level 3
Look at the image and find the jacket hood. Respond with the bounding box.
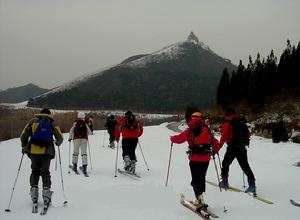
[34,113,54,121]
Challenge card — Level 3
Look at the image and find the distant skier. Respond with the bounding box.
[104,115,118,148]
[68,112,92,176]
[170,112,220,211]
[20,108,64,206]
[114,110,143,173]
[218,106,256,194]
[87,116,94,135]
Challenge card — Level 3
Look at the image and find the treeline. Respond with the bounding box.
[216,40,300,109]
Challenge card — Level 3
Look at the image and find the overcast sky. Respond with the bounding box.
[0,0,300,90]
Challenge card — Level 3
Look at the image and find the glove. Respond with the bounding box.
[170,136,175,143]
[22,148,25,154]
[68,138,72,142]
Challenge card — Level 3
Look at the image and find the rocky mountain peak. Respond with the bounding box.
[187,31,200,44]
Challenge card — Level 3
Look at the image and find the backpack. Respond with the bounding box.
[124,114,137,130]
[229,116,250,147]
[74,120,87,138]
[31,118,54,146]
[188,120,212,154]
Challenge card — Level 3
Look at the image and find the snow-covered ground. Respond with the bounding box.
[1,123,300,220]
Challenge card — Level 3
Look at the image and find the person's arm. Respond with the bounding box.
[170,129,189,144]
[219,121,231,147]
[53,122,64,146]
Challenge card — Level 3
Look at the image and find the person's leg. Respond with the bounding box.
[40,155,52,188]
[40,155,53,204]
[72,140,80,171]
[236,148,256,193]
[81,139,88,174]
[189,161,209,210]
[30,154,41,203]
[220,148,236,188]
[122,139,131,170]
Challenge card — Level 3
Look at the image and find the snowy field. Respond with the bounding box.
[1,123,300,220]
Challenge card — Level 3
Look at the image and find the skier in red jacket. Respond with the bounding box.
[115,111,143,174]
[219,106,256,194]
[170,112,220,211]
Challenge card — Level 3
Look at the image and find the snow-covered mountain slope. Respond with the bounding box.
[1,123,300,219]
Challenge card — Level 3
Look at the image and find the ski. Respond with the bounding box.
[117,168,141,178]
[32,202,38,213]
[79,166,90,177]
[290,199,300,207]
[188,199,219,218]
[206,180,274,204]
[69,165,80,175]
[180,194,219,219]
[40,203,50,215]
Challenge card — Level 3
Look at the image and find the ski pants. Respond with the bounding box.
[30,154,52,188]
[122,138,138,161]
[108,131,115,144]
[221,146,255,183]
[72,139,88,166]
[189,160,209,198]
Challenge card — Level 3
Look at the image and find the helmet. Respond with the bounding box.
[77,112,85,119]
[191,112,202,118]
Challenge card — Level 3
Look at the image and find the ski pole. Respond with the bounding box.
[57,146,68,205]
[243,172,246,188]
[138,141,150,171]
[165,142,173,187]
[102,131,106,147]
[87,140,93,170]
[55,151,58,171]
[5,153,24,212]
[211,151,222,192]
[68,141,71,174]
[114,141,119,177]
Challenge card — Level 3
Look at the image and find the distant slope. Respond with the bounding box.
[28,32,236,112]
[0,83,48,103]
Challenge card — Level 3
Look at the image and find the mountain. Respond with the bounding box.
[28,32,236,112]
[0,83,48,103]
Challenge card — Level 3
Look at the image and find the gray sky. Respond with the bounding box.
[1,0,300,90]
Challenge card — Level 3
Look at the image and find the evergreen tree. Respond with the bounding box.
[216,68,232,109]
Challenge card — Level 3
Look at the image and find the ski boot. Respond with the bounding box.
[219,175,229,190]
[42,187,53,205]
[82,165,88,175]
[30,185,39,203]
[72,163,78,172]
[123,155,131,171]
[245,181,257,194]
[194,194,208,212]
[128,160,136,174]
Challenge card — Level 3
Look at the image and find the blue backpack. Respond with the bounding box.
[31,118,54,146]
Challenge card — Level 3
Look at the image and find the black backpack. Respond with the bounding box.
[229,116,250,147]
[124,114,137,130]
[74,120,87,138]
[31,118,54,146]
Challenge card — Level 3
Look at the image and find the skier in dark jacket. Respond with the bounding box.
[20,108,64,206]
[104,115,118,148]
[219,106,256,194]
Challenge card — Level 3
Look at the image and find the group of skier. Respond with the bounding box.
[19,106,256,215]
